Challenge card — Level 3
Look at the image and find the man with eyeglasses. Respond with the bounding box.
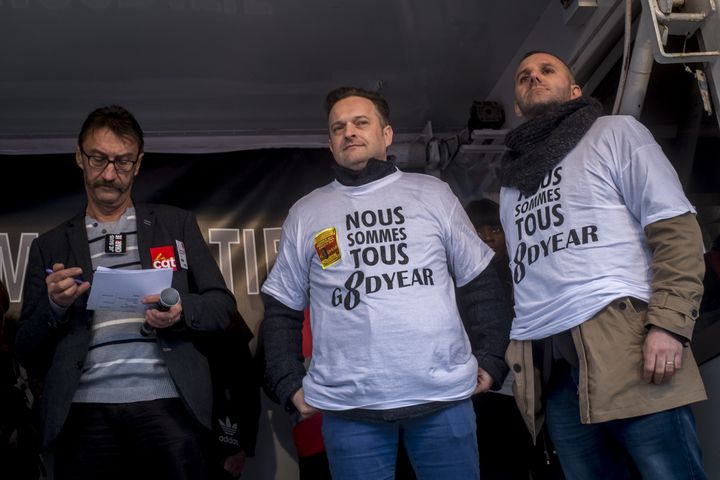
[15,105,243,479]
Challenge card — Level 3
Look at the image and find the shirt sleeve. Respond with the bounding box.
[613,117,695,228]
[261,209,310,310]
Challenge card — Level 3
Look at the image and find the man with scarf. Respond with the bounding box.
[260,86,513,479]
[501,51,707,479]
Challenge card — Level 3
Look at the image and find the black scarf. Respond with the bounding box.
[333,157,397,186]
[500,96,604,196]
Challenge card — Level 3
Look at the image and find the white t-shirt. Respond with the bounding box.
[500,115,695,340]
[262,169,494,410]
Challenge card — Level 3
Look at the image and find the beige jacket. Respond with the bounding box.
[507,213,707,439]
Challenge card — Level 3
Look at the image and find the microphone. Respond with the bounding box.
[140,287,180,337]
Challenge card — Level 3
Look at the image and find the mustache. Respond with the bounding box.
[91,179,126,192]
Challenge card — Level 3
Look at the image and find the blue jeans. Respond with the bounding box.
[322,399,479,480]
[545,366,707,480]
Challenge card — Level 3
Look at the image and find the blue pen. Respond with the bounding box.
[45,268,85,285]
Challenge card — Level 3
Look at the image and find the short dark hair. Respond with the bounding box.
[465,199,501,228]
[78,105,144,152]
[519,50,576,83]
[325,86,390,126]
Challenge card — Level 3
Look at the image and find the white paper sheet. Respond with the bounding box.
[86,267,173,312]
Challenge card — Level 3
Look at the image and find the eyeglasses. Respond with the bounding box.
[79,146,139,173]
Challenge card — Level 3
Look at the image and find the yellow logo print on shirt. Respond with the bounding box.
[314,227,341,269]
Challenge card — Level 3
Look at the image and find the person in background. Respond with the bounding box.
[15,105,238,480]
[465,199,512,291]
[500,50,707,479]
[462,199,565,480]
[261,86,512,479]
[0,279,45,480]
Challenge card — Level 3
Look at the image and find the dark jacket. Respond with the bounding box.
[15,203,237,447]
[195,315,261,458]
[457,253,514,385]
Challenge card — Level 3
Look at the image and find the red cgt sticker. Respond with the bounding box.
[150,246,177,271]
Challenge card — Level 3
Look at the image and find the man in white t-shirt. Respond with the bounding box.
[261,86,513,479]
[501,51,707,480]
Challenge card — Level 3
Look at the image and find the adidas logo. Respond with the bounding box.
[218,435,240,446]
[218,416,238,436]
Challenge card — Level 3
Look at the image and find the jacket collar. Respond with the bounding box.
[65,208,95,285]
[133,202,155,269]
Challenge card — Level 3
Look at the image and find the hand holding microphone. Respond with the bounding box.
[141,287,181,336]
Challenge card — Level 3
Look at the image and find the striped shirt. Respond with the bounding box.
[73,207,179,404]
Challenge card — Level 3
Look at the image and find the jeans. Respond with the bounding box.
[322,399,479,480]
[545,366,707,480]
